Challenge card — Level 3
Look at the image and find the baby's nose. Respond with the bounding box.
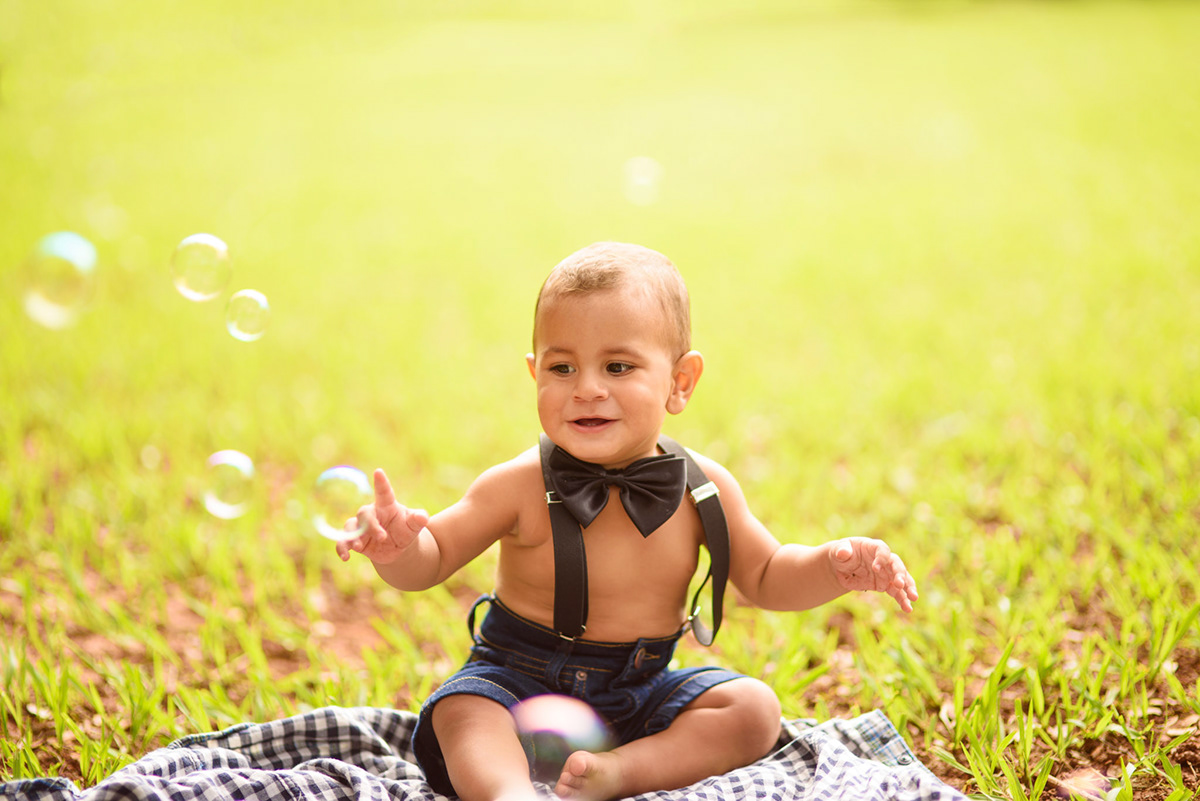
[575,371,609,400]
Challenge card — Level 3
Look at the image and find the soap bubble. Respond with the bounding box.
[172,233,231,301]
[622,156,664,206]
[225,288,270,342]
[1050,768,1109,800]
[204,450,254,519]
[23,231,98,329]
[512,695,613,781]
[313,466,372,541]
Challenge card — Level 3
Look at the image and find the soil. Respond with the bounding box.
[5,580,1198,800]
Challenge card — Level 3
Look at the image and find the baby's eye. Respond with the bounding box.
[606,362,634,375]
[549,363,575,376]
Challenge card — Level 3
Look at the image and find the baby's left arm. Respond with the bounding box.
[692,452,918,613]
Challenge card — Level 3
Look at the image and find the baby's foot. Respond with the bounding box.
[554,750,623,801]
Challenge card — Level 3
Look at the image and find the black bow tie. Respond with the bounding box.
[548,445,687,537]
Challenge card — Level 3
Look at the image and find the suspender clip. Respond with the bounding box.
[690,481,719,504]
[546,490,562,505]
[557,625,584,642]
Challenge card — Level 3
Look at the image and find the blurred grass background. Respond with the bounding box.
[2,1,1199,796]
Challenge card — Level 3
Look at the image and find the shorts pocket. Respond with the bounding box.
[471,643,550,681]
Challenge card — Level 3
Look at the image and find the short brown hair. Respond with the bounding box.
[533,242,691,356]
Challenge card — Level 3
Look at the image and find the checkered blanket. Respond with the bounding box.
[1,706,966,801]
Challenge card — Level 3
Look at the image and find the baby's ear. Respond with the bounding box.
[667,350,704,415]
[525,353,536,379]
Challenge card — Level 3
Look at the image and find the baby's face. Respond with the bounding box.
[527,286,682,469]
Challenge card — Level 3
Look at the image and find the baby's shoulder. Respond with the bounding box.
[468,445,544,498]
[680,446,733,480]
[679,446,746,499]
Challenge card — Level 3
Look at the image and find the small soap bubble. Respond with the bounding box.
[172,233,231,301]
[1051,768,1109,800]
[225,288,270,342]
[312,466,372,541]
[204,450,255,519]
[512,695,613,782]
[622,155,664,206]
[23,231,97,329]
[140,444,162,471]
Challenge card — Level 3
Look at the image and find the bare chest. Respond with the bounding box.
[496,489,705,639]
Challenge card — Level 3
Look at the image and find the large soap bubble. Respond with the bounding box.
[23,231,97,329]
[312,466,373,541]
[512,694,614,782]
[203,450,255,520]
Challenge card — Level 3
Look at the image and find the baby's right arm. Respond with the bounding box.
[334,462,521,592]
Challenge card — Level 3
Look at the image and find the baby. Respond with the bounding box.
[337,242,919,801]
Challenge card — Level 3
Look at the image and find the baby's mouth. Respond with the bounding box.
[572,417,612,428]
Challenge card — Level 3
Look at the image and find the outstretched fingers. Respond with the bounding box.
[832,538,919,612]
[374,468,397,509]
[868,540,894,585]
[333,469,427,564]
[372,468,427,534]
[884,552,919,612]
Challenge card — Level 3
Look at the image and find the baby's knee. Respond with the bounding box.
[431,693,514,738]
[703,678,783,750]
[737,679,783,739]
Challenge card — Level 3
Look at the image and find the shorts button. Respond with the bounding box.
[575,670,587,682]
[633,647,646,669]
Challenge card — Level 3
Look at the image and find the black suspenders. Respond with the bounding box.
[538,434,730,646]
[540,434,593,639]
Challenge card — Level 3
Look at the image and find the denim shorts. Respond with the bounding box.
[412,595,744,795]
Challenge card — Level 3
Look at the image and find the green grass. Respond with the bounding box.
[2,1,1198,798]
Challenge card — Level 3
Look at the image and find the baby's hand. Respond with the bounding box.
[335,468,429,564]
[829,537,919,613]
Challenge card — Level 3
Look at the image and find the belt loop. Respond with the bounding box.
[467,593,493,640]
[546,636,576,688]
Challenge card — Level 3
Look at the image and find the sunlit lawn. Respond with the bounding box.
[2,1,1198,798]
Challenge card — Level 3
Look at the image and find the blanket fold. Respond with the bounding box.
[0,706,966,801]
